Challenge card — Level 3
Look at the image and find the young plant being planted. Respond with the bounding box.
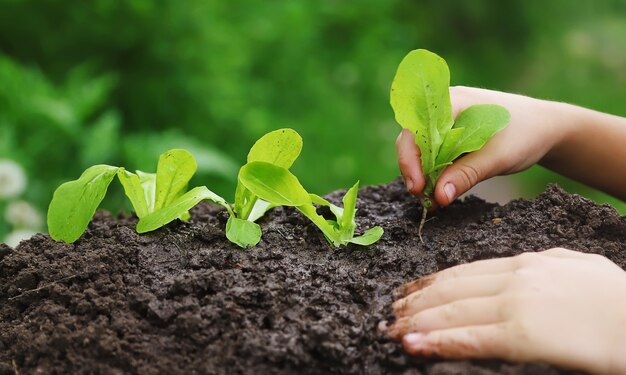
[390,49,510,240]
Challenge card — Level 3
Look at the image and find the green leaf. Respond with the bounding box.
[310,193,343,221]
[47,165,119,243]
[348,226,384,246]
[390,49,453,175]
[247,199,276,222]
[235,128,303,219]
[340,181,359,239]
[137,186,230,233]
[239,161,310,207]
[137,171,156,212]
[117,168,149,218]
[436,104,510,166]
[154,149,197,211]
[247,128,303,168]
[226,216,262,248]
[296,204,341,247]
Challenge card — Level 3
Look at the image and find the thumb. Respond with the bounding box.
[433,149,501,206]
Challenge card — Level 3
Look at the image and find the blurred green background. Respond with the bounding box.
[0,0,624,244]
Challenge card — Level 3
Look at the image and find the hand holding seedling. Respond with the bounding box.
[396,86,626,207]
[385,249,626,374]
[390,50,510,239]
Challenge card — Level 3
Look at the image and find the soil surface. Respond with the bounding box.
[2,179,624,375]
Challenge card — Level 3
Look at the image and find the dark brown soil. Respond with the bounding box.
[1,179,624,375]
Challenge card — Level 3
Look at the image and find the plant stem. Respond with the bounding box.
[418,196,431,244]
[239,196,258,220]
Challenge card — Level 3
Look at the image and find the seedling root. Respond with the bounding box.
[418,197,432,244]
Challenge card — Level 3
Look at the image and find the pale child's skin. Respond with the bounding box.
[389,86,626,374]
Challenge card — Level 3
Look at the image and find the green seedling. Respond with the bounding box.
[226,128,305,247]
[239,162,383,248]
[48,128,383,249]
[306,182,384,247]
[48,149,203,243]
[390,49,510,240]
[140,129,305,248]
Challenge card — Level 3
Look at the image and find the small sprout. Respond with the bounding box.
[390,49,510,241]
[304,182,383,247]
[239,163,384,248]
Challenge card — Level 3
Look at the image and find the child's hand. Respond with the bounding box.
[385,248,626,374]
[396,86,569,206]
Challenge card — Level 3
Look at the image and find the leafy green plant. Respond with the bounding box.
[390,49,510,239]
[135,130,304,249]
[48,128,383,249]
[48,149,203,243]
[47,130,308,248]
[239,161,383,248]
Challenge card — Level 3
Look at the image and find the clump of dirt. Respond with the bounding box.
[1,179,623,374]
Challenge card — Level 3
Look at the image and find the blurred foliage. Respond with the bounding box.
[0,0,624,241]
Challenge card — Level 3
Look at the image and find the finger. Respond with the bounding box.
[393,256,518,299]
[395,129,425,196]
[393,274,508,318]
[433,145,503,206]
[540,247,588,259]
[402,323,515,360]
[388,296,506,339]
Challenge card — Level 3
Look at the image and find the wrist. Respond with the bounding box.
[537,100,587,168]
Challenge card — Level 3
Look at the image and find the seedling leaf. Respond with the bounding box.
[304,183,382,248]
[239,161,310,207]
[348,226,384,246]
[137,186,230,233]
[48,165,119,243]
[247,199,276,222]
[340,181,359,239]
[117,168,150,218]
[235,128,303,220]
[390,49,453,180]
[137,170,156,212]
[247,128,303,168]
[226,216,262,248]
[390,49,510,241]
[436,104,510,167]
[154,149,197,211]
[310,193,343,221]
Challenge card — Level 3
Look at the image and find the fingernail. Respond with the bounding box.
[443,183,456,202]
[403,333,424,348]
[406,178,414,193]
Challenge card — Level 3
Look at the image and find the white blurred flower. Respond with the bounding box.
[5,200,43,229]
[4,229,37,248]
[0,159,27,199]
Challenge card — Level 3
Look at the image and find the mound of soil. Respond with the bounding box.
[1,179,624,374]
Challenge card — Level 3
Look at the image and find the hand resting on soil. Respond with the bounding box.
[384,249,626,374]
